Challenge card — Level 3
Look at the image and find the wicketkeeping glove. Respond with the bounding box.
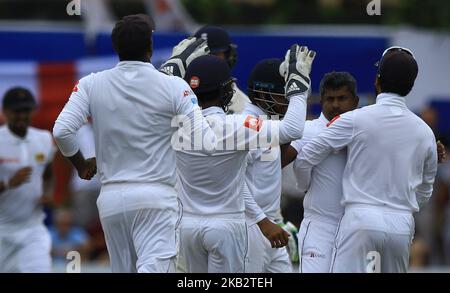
[159,37,210,78]
[279,44,316,100]
[279,221,299,263]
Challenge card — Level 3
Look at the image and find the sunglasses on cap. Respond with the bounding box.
[375,46,415,68]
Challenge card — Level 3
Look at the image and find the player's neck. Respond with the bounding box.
[7,124,27,138]
[199,100,222,110]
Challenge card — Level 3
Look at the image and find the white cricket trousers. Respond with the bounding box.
[330,204,415,273]
[177,214,248,273]
[246,223,292,273]
[97,183,180,273]
[297,214,339,273]
[0,224,51,273]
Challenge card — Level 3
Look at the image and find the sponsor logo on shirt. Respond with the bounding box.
[244,115,263,132]
[0,157,20,164]
[327,115,341,127]
[35,153,46,163]
[306,251,326,259]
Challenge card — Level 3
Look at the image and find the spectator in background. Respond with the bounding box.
[437,144,450,264]
[414,107,450,266]
[420,106,450,143]
[49,209,90,264]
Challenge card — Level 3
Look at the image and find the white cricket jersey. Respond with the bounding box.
[243,103,283,224]
[291,113,346,223]
[298,93,438,212]
[0,126,55,228]
[176,107,248,217]
[53,61,214,192]
[176,92,308,217]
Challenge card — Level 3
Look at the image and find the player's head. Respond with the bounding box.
[2,87,36,137]
[319,72,359,121]
[112,14,155,62]
[375,46,418,97]
[194,26,238,69]
[184,55,236,111]
[247,58,287,117]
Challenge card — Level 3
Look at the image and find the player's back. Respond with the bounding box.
[176,108,248,217]
[343,93,436,212]
[87,61,182,186]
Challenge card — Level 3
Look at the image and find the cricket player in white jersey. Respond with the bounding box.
[244,59,299,273]
[281,72,360,273]
[175,44,316,273]
[53,14,218,273]
[296,47,438,273]
[0,88,55,273]
[194,25,250,114]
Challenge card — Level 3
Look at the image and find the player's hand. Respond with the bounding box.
[279,221,299,263]
[8,167,33,188]
[257,218,290,248]
[77,157,97,180]
[437,140,446,163]
[280,44,316,100]
[159,37,210,78]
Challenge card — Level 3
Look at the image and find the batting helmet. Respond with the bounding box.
[247,58,288,117]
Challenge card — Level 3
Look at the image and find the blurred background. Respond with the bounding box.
[0,0,449,273]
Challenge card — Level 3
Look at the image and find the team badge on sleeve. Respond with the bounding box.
[244,115,263,132]
[72,81,79,93]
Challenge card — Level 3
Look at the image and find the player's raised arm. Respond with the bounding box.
[237,45,316,150]
[160,37,209,78]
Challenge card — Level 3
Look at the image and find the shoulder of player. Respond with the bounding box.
[409,112,436,139]
[73,72,97,92]
[301,120,318,138]
[28,127,52,138]
[162,75,194,95]
[28,127,53,145]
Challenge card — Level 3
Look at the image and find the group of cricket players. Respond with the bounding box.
[1,14,446,273]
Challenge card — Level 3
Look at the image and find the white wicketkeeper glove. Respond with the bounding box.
[279,44,316,100]
[279,221,299,263]
[159,37,210,78]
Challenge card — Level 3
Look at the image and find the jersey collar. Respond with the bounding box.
[202,106,225,117]
[376,93,407,107]
[3,125,30,144]
[117,61,155,70]
[318,112,330,125]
